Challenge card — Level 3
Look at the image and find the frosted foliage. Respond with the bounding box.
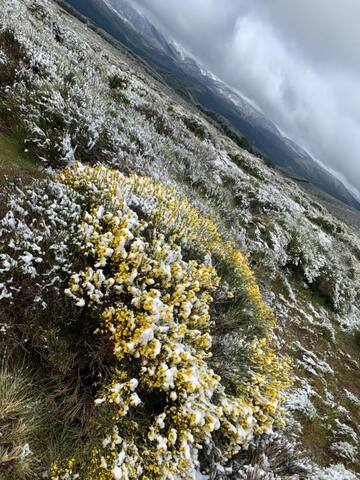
[0,180,82,308]
[1,0,360,478]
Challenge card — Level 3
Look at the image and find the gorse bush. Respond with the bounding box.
[46,163,290,479]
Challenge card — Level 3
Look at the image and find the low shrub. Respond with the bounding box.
[108,74,129,90]
[1,163,290,479]
[0,29,28,93]
[50,163,290,479]
[182,116,208,140]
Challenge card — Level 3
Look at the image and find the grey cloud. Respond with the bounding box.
[133,0,360,197]
[260,0,360,74]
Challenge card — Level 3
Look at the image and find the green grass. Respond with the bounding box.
[0,133,39,176]
[0,367,51,479]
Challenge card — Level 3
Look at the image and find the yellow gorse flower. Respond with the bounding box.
[52,163,291,479]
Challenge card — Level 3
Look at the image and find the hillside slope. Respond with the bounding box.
[0,0,359,479]
[62,0,360,211]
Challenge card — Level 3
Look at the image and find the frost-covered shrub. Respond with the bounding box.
[48,163,291,480]
[285,385,317,420]
[0,163,290,480]
[315,266,356,314]
[138,102,174,137]
[108,73,129,90]
[0,178,96,419]
[235,433,309,480]
[204,432,309,480]
[286,228,329,284]
[0,28,28,91]
[284,226,359,313]
[0,179,82,312]
[330,442,358,464]
[317,464,360,480]
[182,115,209,140]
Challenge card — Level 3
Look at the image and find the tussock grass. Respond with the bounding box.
[0,367,49,479]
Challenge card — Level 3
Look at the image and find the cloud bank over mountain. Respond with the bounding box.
[133,0,360,197]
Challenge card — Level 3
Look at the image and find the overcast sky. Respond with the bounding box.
[133,0,360,198]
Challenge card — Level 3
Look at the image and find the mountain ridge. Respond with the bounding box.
[63,0,360,210]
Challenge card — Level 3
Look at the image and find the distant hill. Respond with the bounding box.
[62,0,360,210]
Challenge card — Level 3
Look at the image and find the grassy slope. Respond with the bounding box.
[275,278,360,470]
[0,133,39,180]
[0,1,359,477]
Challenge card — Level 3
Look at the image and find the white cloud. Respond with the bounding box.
[133,0,360,196]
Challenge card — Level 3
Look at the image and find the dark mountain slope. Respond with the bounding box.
[62,0,360,210]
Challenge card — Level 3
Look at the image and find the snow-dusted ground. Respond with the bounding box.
[0,0,359,477]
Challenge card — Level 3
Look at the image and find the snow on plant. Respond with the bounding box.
[233,431,310,479]
[316,464,360,480]
[2,0,360,320]
[0,48,7,64]
[330,442,358,464]
[334,420,358,444]
[50,163,291,479]
[2,0,359,474]
[285,383,317,420]
[0,180,82,309]
[344,390,360,408]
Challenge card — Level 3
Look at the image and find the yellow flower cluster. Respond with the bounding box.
[51,459,79,480]
[53,163,291,479]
